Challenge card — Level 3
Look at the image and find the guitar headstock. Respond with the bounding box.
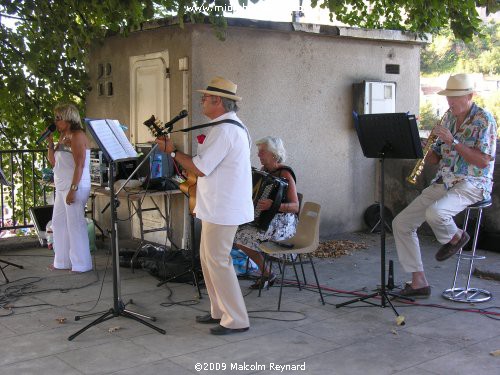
[143,115,164,138]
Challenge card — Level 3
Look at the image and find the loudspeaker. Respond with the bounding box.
[29,205,53,246]
[364,203,393,233]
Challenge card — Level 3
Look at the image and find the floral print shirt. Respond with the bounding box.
[431,103,497,199]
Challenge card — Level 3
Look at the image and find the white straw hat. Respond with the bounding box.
[437,74,474,96]
[196,76,242,102]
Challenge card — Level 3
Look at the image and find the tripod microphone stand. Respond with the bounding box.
[335,112,423,323]
[0,259,23,284]
[69,161,165,340]
[0,167,23,283]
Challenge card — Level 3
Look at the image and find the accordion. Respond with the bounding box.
[251,167,288,230]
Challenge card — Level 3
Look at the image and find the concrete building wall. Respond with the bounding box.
[86,20,424,241]
[190,24,421,237]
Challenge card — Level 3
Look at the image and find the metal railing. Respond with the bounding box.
[1,149,51,235]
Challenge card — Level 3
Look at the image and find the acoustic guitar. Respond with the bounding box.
[179,171,197,214]
[143,115,197,214]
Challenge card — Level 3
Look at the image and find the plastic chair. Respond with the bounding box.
[258,201,325,310]
[442,198,492,303]
[244,192,304,276]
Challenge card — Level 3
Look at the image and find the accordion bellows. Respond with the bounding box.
[251,168,288,231]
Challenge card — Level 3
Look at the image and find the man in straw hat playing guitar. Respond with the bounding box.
[156,77,253,335]
[392,73,497,298]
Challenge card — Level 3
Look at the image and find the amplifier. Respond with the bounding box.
[90,149,137,186]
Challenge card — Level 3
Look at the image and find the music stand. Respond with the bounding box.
[336,112,423,322]
[0,167,24,283]
[68,119,166,341]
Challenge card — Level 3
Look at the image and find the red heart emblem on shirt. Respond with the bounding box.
[197,134,206,144]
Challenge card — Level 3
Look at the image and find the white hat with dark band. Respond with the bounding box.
[197,76,242,102]
[438,74,474,97]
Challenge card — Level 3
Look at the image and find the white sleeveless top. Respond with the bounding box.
[54,144,91,191]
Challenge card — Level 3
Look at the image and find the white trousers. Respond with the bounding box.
[200,221,249,329]
[52,187,93,272]
[392,181,483,273]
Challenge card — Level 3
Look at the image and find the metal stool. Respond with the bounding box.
[442,199,492,303]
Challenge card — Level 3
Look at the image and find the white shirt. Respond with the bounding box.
[192,112,253,225]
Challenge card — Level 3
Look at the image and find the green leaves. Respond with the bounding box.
[311,0,489,42]
[421,21,499,75]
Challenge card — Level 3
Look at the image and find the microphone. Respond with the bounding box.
[162,110,188,133]
[36,124,56,145]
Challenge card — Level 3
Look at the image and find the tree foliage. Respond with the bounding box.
[308,0,499,42]
[475,91,500,129]
[421,21,499,76]
[418,101,440,131]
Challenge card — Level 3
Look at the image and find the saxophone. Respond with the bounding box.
[406,111,448,185]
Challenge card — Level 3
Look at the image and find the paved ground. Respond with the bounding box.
[0,232,499,375]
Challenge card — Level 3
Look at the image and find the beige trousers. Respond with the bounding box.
[200,221,249,329]
[392,181,483,273]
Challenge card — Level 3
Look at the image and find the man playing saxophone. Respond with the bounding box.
[392,73,497,298]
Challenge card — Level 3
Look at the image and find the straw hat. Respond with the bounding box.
[437,74,474,96]
[197,76,242,102]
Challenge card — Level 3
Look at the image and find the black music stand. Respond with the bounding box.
[68,119,166,341]
[336,112,423,322]
[0,167,24,283]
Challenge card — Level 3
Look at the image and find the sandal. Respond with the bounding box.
[47,264,71,271]
[249,273,276,290]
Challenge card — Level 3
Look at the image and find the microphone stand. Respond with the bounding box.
[68,158,166,341]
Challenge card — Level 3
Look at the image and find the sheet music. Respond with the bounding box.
[87,119,137,162]
[107,119,138,158]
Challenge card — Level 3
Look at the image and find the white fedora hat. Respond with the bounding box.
[437,74,474,96]
[196,76,242,102]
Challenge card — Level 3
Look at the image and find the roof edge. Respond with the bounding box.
[132,16,430,44]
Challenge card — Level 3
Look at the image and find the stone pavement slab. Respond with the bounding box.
[0,233,498,375]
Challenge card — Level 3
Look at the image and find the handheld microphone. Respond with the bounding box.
[162,110,188,133]
[36,124,57,145]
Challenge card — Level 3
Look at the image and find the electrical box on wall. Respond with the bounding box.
[353,81,396,114]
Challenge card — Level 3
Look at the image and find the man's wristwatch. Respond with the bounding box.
[452,138,459,146]
[170,149,177,159]
[70,184,78,191]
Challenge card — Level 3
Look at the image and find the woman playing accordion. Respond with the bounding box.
[234,136,299,289]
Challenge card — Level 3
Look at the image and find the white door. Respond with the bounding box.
[129,51,170,144]
[129,51,170,242]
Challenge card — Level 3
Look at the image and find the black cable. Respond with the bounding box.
[0,251,109,316]
[158,283,203,308]
[64,250,111,313]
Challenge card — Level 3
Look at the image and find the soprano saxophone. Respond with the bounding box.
[406,111,448,185]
